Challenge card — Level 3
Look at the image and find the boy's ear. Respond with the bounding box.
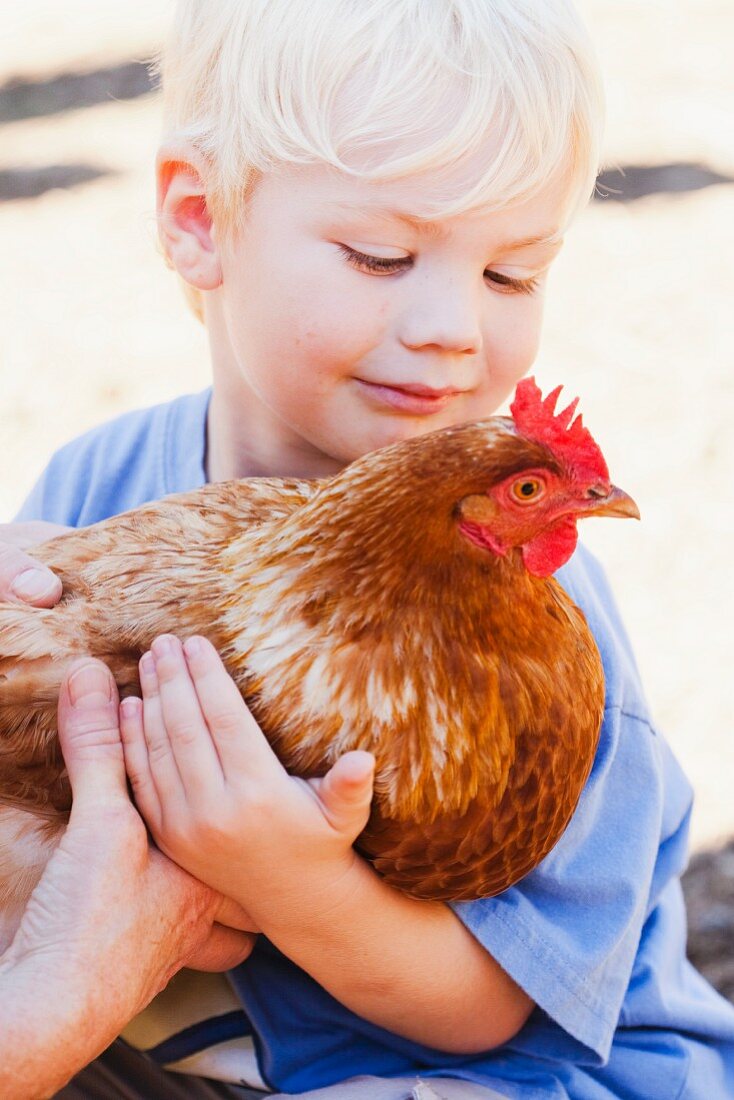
[156,142,223,290]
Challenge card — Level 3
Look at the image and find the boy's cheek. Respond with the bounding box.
[500,303,544,367]
[277,318,387,389]
[243,264,381,360]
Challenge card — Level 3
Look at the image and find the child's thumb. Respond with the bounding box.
[319,751,375,835]
[57,658,127,809]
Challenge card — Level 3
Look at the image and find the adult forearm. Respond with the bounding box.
[0,957,131,1099]
[262,856,533,1053]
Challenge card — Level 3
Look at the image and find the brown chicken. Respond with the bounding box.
[0,378,638,917]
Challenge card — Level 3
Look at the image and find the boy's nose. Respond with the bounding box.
[398,282,483,356]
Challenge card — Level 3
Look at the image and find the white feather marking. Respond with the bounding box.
[301,652,335,712]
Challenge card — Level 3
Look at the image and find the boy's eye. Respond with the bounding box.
[337,244,412,275]
[485,270,540,295]
[337,244,540,294]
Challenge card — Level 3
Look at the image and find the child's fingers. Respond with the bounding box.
[119,695,162,833]
[182,635,279,780]
[138,648,186,808]
[149,634,224,798]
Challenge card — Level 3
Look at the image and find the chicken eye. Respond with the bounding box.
[511,478,544,503]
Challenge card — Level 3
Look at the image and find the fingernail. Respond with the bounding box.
[10,568,59,602]
[152,635,174,658]
[140,652,156,676]
[184,636,202,658]
[68,663,114,708]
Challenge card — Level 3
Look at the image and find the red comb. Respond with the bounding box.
[510,377,609,483]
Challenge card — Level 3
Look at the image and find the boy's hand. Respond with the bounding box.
[120,634,375,924]
[0,521,69,606]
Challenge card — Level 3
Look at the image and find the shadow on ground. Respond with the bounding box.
[0,60,154,123]
[595,163,734,202]
[0,164,114,200]
[683,837,734,1003]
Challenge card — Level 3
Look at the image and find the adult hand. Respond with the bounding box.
[0,520,69,605]
[0,658,257,1100]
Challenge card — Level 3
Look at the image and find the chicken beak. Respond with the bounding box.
[582,484,641,520]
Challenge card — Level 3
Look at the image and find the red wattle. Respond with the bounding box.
[521,517,578,577]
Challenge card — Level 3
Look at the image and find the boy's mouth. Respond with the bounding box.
[355,379,465,416]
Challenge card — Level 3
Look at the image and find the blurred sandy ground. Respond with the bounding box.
[1,1,732,849]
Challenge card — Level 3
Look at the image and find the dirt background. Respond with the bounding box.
[1,1,733,993]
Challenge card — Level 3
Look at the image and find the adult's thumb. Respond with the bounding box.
[57,658,127,806]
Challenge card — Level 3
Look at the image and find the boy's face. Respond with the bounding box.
[206,162,571,478]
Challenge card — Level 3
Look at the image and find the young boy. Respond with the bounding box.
[6,0,734,1096]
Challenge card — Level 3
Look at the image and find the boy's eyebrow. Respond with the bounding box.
[328,203,562,249]
[497,231,564,253]
[329,203,444,238]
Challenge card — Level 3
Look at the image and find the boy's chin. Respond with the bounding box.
[374,410,483,445]
[340,415,468,462]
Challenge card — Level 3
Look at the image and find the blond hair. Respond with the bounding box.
[155,0,603,244]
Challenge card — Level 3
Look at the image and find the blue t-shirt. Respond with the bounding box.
[16,390,734,1099]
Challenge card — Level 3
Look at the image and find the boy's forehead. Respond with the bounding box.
[281,162,573,242]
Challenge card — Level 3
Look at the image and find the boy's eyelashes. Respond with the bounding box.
[336,243,410,275]
[485,271,541,296]
[336,243,540,295]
